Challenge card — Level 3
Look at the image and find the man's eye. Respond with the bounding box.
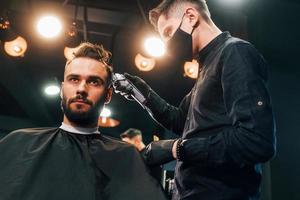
[88,80,101,86]
[69,78,79,82]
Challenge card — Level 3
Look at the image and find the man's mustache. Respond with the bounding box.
[68,95,93,106]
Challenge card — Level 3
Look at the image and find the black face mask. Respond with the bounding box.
[167,15,194,62]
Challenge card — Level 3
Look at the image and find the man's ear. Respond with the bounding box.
[185,7,200,28]
[104,87,113,104]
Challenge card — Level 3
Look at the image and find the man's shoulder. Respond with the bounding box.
[0,127,59,145]
[223,35,266,63]
[8,127,58,137]
[224,36,251,50]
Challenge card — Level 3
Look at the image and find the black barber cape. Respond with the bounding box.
[0,128,167,200]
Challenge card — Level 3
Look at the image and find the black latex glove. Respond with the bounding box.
[114,73,169,126]
[113,73,152,100]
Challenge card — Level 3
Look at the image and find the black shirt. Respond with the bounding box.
[144,32,276,200]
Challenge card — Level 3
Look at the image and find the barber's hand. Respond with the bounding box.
[113,73,151,100]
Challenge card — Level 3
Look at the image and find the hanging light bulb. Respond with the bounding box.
[13,45,22,53]
[98,107,120,127]
[44,84,60,96]
[100,107,112,118]
[64,0,82,61]
[4,36,27,57]
[144,37,165,57]
[64,22,81,60]
[0,17,10,30]
[37,15,62,38]
[1,16,28,57]
[135,53,156,72]
[64,45,80,60]
[184,59,199,79]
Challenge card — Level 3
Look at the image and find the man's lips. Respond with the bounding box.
[73,100,89,104]
[70,99,92,105]
[74,100,85,103]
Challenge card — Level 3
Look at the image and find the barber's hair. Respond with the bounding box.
[67,42,113,88]
[120,128,142,139]
[149,0,211,30]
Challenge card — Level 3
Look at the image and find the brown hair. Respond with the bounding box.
[149,0,211,30]
[67,42,113,88]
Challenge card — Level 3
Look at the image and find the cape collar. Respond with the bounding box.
[59,122,100,135]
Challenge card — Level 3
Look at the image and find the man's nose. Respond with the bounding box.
[76,81,88,95]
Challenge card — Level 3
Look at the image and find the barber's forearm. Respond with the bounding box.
[146,90,186,134]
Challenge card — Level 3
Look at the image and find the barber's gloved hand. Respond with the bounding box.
[113,73,152,100]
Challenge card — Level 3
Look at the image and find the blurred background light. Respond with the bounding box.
[144,37,165,57]
[1,17,28,57]
[4,36,27,57]
[37,16,62,38]
[184,59,199,79]
[44,85,60,96]
[64,45,80,60]
[135,53,156,71]
[98,107,120,127]
[215,0,246,8]
[64,21,81,60]
[100,107,111,118]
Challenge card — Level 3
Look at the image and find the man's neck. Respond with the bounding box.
[195,21,222,52]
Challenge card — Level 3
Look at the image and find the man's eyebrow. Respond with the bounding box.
[66,74,80,79]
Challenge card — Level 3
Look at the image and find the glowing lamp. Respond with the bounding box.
[4,36,27,57]
[100,107,112,118]
[37,16,62,38]
[64,45,80,60]
[98,107,120,127]
[98,117,120,127]
[135,53,156,72]
[144,37,165,57]
[44,85,60,96]
[184,59,199,79]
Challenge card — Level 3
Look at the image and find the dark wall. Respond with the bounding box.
[247,1,300,199]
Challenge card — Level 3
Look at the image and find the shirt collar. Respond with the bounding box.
[59,122,100,135]
[197,31,231,64]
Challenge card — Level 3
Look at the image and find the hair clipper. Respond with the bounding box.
[113,73,147,109]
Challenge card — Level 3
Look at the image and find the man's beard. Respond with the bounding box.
[61,94,106,127]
